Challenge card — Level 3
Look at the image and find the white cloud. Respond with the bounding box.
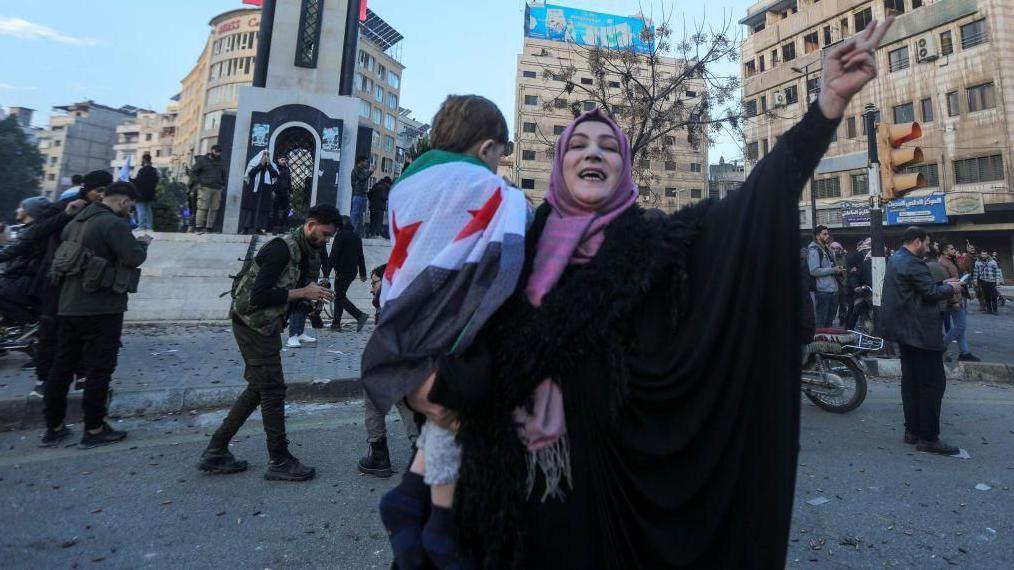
[0,82,37,90]
[0,16,101,46]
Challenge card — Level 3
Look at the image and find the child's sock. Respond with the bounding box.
[421,505,474,569]
[379,472,430,569]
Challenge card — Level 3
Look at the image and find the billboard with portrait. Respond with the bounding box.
[524,3,653,54]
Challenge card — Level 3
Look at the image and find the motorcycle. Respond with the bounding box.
[801,329,883,413]
[0,321,38,356]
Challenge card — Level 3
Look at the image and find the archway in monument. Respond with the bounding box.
[271,123,321,216]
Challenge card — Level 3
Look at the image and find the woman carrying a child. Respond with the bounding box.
[366,18,893,570]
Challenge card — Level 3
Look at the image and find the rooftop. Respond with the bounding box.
[739,0,797,27]
[361,9,403,51]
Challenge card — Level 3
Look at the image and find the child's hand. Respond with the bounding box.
[408,373,459,431]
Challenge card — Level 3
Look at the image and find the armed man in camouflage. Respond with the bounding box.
[198,204,339,481]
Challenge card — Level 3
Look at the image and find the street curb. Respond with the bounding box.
[0,376,363,432]
[864,358,1014,385]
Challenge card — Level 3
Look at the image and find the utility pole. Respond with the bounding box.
[864,103,885,307]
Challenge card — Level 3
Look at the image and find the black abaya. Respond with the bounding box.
[240,163,277,232]
[431,102,840,569]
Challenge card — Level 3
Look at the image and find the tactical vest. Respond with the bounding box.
[231,230,312,336]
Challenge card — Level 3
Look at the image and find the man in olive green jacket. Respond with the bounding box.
[42,182,151,449]
[189,145,227,233]
[198,204,339,481]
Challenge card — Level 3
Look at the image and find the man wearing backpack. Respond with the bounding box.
[197,204,339,481]
[41,181,151,448]
[807,225,846,329]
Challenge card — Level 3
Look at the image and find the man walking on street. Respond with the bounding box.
[190,145,227,233]
[42,181,151,449]
[939,243,979,362]
[198,205,338,481]
[807,225,844,328]
[350,157,373,236]
[881,226,961,456]
[974,250,1003,315]
[367,176,391,239]
[132,154,159,232]
[324,216,369,332]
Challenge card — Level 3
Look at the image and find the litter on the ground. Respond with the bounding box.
[806,496,831,506]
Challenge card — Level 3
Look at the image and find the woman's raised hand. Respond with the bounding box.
[818,17,895,118]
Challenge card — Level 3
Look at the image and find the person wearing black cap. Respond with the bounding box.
[189,145,227,233]
[74,170,113,204]
[42,181,151,448]
[0,197,63,325]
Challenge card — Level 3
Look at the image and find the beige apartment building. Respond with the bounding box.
[740,0,1014,273]
[110,104,179,178]
[514,36,709,211]
[172,7,404,186]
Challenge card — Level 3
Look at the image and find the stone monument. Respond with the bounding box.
[223,0,363,233]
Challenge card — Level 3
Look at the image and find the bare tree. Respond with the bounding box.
[529,4,744,204]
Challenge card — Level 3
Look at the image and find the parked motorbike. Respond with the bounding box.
[801,329,883,413]
[0,321,38,356]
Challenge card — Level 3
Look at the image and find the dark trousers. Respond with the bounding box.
[368,208,387,238]
[209,317,289,461]
[899,344,947,442]
[333,273,364,323]
[34,315,58,382]
[980,281,999,313]
[271,194,290,232]
[43,313,124,430]
[813,291,837,329]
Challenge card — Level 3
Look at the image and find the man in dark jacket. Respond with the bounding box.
[367,177,391,239]
[132,154,159,232]
[42,182,151,449]
[0,197,59,325]
[350,157,373,236]
[324,217,368,332]
[189,145,227,233]
[271,155,293,234]
[880,226,960,456]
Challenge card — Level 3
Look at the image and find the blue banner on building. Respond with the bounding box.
[525,3,653,54]
[885,193,948,226]
[841,200,871,228]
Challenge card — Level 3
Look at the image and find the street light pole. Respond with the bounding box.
[864,103,885,307]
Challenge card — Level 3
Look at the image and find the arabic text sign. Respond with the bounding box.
[885,193,948,225]
[525,3,653,54]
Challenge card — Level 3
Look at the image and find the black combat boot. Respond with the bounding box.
[198,447,249,474]
[358,437,393,478]
[265,453,316,481]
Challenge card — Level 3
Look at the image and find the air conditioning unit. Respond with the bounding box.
[774,92,787,107]
[915,34,939,62]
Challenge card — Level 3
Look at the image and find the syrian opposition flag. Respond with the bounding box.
[361,150,527,412]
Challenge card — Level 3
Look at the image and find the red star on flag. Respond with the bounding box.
[385,212,422,281]
[454,187,503,241]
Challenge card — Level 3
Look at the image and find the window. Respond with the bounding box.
[665,161,677,171]
[901,163,940,187]
[813,177,841,199]
[946,91,960,116]
[690,163,702,173]
[854,8,873,32]
[759,55,765,72]
[804,31,819,54]
[746,141,759,160]
[893,102,914,123]
[960,19,988,49]
[377,64,387,83]
[784,85,798,104]
[521,178,535,190]
[806,77,820,96]
[840,18,849,37]
[521,150,536,161]
[381,157,393,174]
[954,154,1003,184]
[384,135,396,153]
[851,173,868,196]
[860,111,880,135]
[385,113,396,130]
[155,150,162,158]
[760,95,767,112]
[920,98,934,122]
[48,173,56,181]
[913,0,923,8]
[782,42,796,62]
[638,159,651,169]
[888,47,910,72]
[663,136,675,146]
[375,84,384,102]
[762,138,769,155]
[685,90,697,98]
[608,81,621,88]
[580,77,593,85]
[831,128,838,143]
[522,122,536,133]
[665,187,679,198]
[967,82,996,112]
[690,188,702,199]
[387,73,400,89]
[884,0,905,16]
[358,49,374,71]
[524,95,541,107]
[50,156,57,165]
[583,101,596,111]
[745,100,758,117]
[823,26,833,46]
[709,188,721,199]
[816,209,843,226]
[387,92,398,109]
[372,107,382,124]
[522,70,536,78]
[145,133,152,142]
[54,140,61,147]
[745,61,756,77]
[358,74,373,93]
[294,0,323,68]
[359,99,371,118]
[553,125,565,135]
[940,31,953,55]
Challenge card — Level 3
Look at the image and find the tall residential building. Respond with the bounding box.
[1,106,43,143]
[709,157,746,200]
[395,107,430,177]
[37,100,137,199]
[513,4,708,211]
[172,7,404,186]
[740,0,1014,273]
[110,103,180,178]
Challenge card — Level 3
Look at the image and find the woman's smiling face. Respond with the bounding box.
[561,120,624,210]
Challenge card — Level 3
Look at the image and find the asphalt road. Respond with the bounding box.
[2,378,1013,568]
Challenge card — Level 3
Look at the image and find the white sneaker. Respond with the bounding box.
[286,337,302,348]
[297,333,316,343]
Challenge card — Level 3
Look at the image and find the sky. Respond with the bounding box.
[0,0,753,163]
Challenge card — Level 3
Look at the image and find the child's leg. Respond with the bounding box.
[420,425,473,569]
[379,432,431,569]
